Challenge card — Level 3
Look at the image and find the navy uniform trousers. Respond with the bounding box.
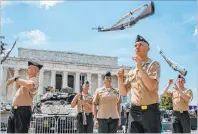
[172,111,191,133]
[7,106,32,133]
[76,112,94,133]
[97,118,119,133]
[127,103,161,133]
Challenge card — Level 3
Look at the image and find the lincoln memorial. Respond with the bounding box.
[0,48,132,103]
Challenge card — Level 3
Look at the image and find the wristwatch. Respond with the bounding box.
[14,76,20,81]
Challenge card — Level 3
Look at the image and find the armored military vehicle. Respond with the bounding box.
[29,87,77,133]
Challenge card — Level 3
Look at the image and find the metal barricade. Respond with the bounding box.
[57,115,77,133]
[29,114,56,133]
[29,114,77,133]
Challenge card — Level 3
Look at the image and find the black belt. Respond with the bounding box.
[131,103,159,110]
[173,110,188,114]
[12,106,31,110]
[78,112,92,115]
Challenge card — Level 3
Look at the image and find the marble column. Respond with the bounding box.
[1,67,8,101]
[51,70,56,90]
[75,72,80,93]
[97,74,102,88]
[87,73,92,93]
[37,68,44,100]
[62,71,68,88]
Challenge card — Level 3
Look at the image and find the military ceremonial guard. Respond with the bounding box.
[3,37,193,134]
[1,1,195,133]
[6,61,43,133]
[93,71,121,133]
[163,75,193,133]
[117,35,161,133]
[71,81,94,133]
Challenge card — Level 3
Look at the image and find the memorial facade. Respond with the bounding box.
[0,48,131,103]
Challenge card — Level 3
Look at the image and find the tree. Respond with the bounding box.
[159,95,173,110]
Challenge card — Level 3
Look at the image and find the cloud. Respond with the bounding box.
[193,26,197,36]
[1,0,64,10]
[39,1,64,10]
[1,17,12,26]
[17,30,49,45]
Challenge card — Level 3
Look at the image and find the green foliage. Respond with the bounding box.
[159,95,173,110]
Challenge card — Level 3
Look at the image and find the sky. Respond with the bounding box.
[1,0,197,105]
